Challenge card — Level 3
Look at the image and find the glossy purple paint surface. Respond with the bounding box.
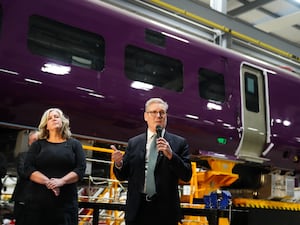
[0,0,300,171]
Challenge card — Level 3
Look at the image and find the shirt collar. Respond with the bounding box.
[147,128,165,140]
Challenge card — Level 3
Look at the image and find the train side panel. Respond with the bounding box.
[0,0,300,172]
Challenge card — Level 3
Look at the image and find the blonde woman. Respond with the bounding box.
[24,108,86,225]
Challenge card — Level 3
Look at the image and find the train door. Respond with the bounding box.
[235,64,270,163]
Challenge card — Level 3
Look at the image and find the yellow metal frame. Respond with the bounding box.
[79,145,125,225]
[180,156,239,225]
[187,157,239,201]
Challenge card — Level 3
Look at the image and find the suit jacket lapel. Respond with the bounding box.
[139,133,147,162]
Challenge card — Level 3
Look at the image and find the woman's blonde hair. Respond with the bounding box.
[38,108,72,139]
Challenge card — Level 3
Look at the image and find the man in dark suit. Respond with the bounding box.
[12,130,39,225]
[112,97,192,225]
[0,152,7,199]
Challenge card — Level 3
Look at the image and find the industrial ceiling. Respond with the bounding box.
[195,0,300,48]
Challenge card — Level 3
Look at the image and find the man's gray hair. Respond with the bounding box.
[145,98,168,111]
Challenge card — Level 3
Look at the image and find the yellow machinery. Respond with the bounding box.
[181,155,239,225]
[189,155,239,200]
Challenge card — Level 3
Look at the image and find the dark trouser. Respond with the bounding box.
[126,194,178,225]
[23,204,78,225]
[13,201,26,225]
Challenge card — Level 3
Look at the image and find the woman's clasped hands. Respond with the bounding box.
[45,178,66,196]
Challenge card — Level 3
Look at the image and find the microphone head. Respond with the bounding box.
[156,125,162,138]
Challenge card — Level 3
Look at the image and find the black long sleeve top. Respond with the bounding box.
[24,138,86,208]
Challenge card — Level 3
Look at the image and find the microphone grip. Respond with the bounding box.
[156,125,163,156]
[156,126,162,138]
[157,131,163,157]
[157,132,162,138]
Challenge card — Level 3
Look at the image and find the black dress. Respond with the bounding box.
[23,138,86,225]
[11,151,30,225]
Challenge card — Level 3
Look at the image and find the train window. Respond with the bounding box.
[198,68,225,102]
[125,45,183,92]
[245,72,259,112]
[27,15,105,71]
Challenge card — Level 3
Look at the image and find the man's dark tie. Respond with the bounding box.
[145,134,158,197]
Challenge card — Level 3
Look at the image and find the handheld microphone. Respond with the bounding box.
[156,125,162,138]
[156,125,163,156]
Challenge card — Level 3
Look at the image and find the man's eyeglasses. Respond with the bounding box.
[146,111,167,117]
